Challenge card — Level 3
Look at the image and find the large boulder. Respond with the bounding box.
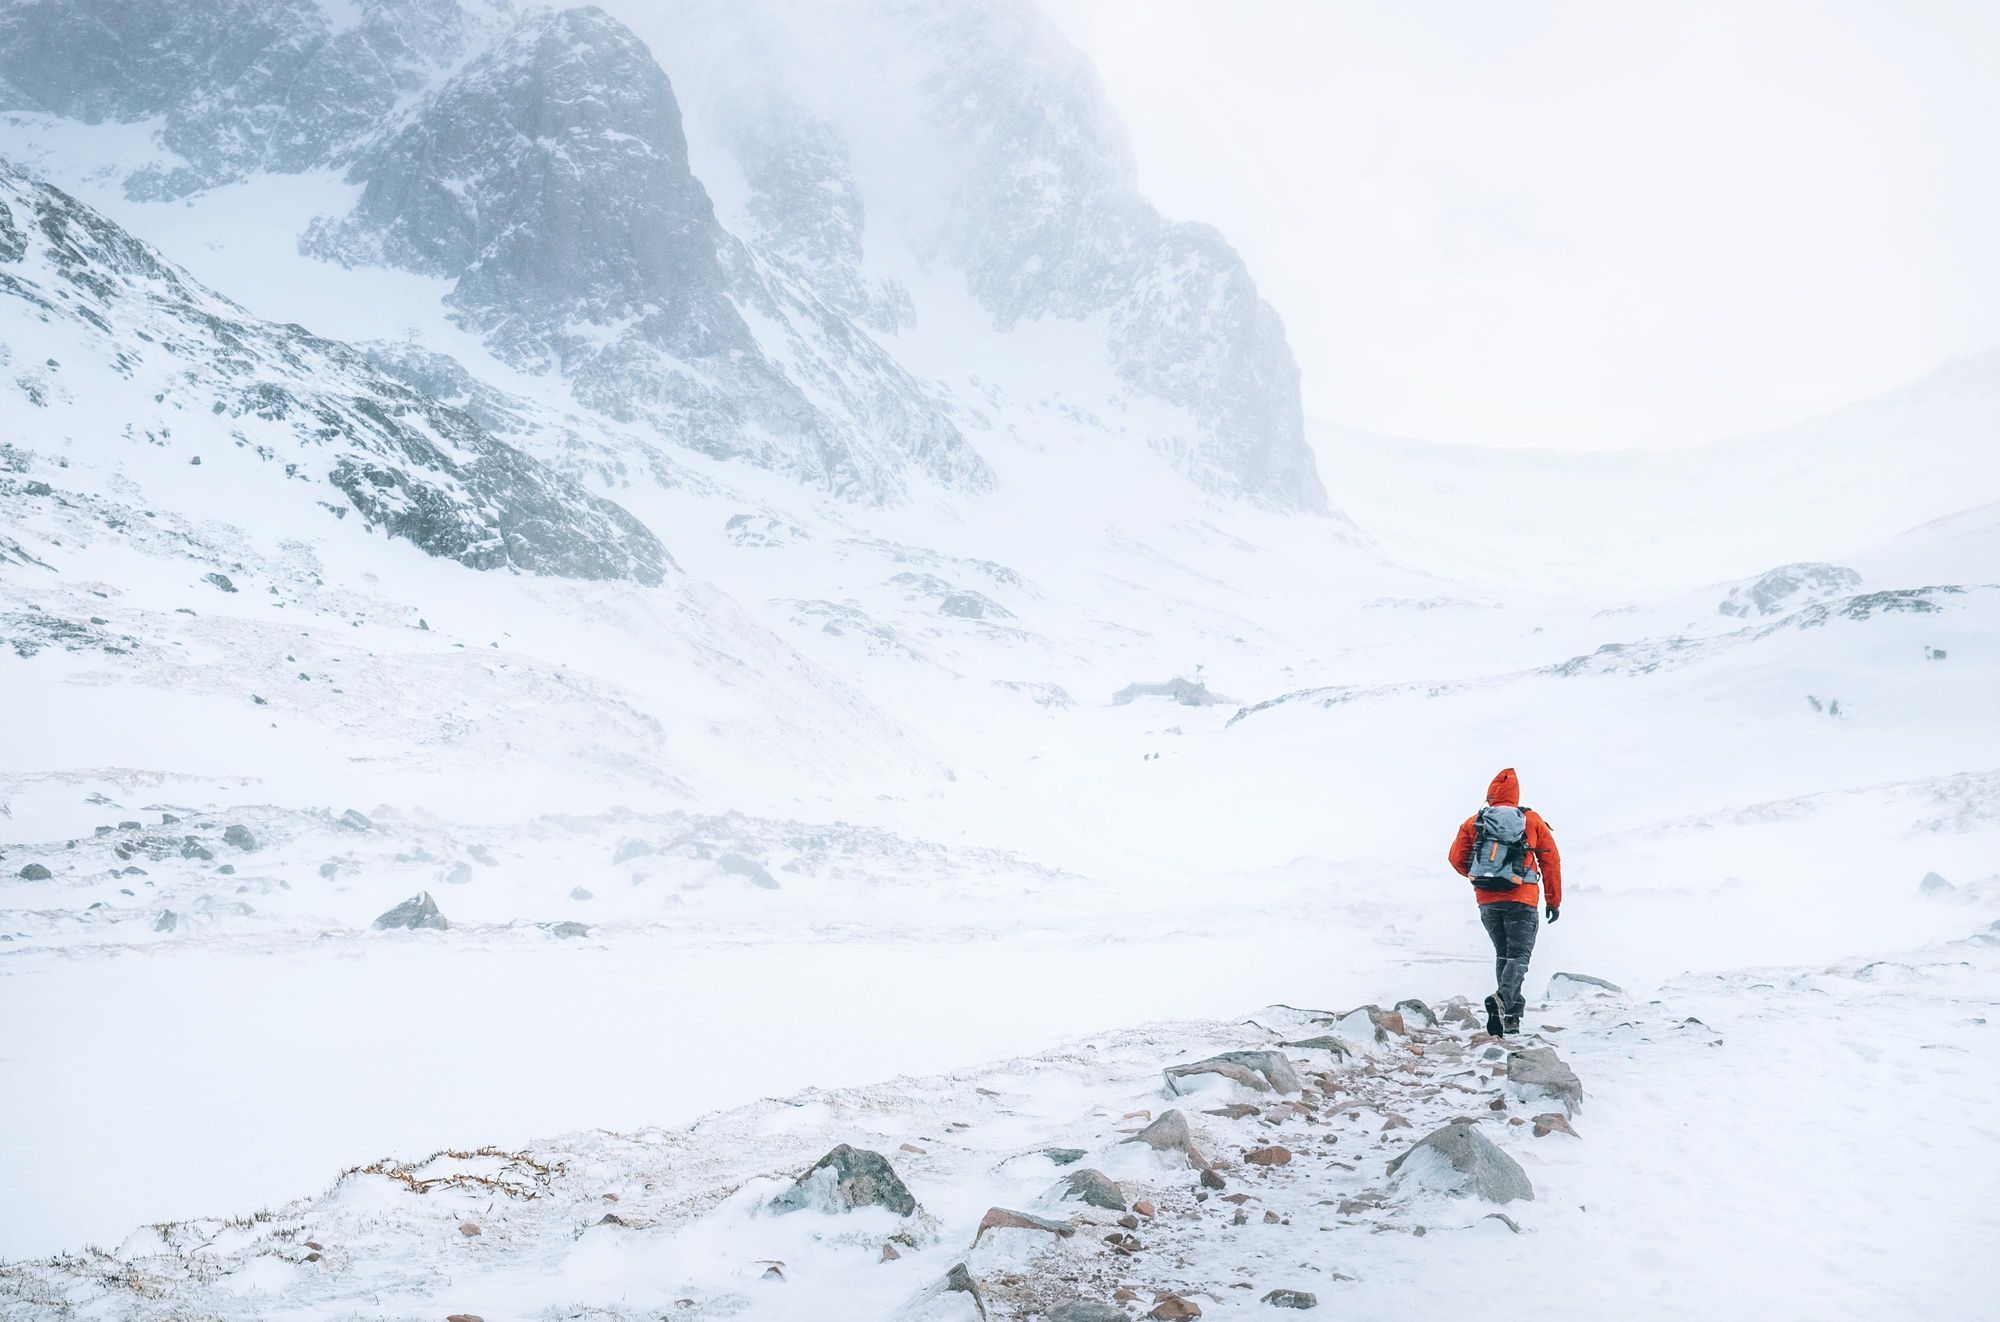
[1164,1049,1302,1095]
[372,891,447,930]
[1507,1046,1584,1116]
[770,1144,917,1217]
[17,863,51,880]
[1386,1118,1534,1203]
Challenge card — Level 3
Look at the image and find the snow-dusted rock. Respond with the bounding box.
[895,1262,986,1321]
[970,1206,1074,1247]
[717,853,780,890]
[769,1143,917,1217]
[1164,1049,1302,1095]
[1718,562,1862,617]
[1395,998,1440,1029]
[1918,871,1955,896]
[1054,1168,1126,1211]
[1048,1304,1128,1322]
[1548,971,1624,999]
[1121,1109,1208,1168]
[1387,1118,1534,1204]
[372,892,446,931]
[1507,1046,1585,1116]
[17,863,51,881]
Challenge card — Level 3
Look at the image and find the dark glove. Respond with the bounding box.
[1545,905,1560,923]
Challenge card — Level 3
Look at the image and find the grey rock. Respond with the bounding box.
[896,1262,985,1321]
[467,844,497,866]
[1719,562,1861,617]
[17,863,52,881]
[1394,998,1439,1029]
[1122,1109,1206,1167]
[442,861,474,885]
[1507,1047,1584,1116]
[612,838,657,865]
[718,853,780,890]
[337,809,374,832]
[770,1144,917,1217]
[222,825,258,852]
[117,819,141,830]
[1041,1147,1087,1167]
[1387,1118,1534,1203]
[1918,871,1954,896]
[1048,1303,1126,1321]
[216,864,235,876]
[202,572,236,593]
[179,838,214,861]
[1112,677,1234,707]
[569,886,594,901]
[1548,971,1624,998]
[152,909,177,933]
[542,921,590,939]
[1261,1290,1318,1309]
[1278,1034,1354,1060]
[1484,1212,1523,1233]
[1056,1168,1126,1211]
[372,891,447,931]
[1165,1049,1303,1095]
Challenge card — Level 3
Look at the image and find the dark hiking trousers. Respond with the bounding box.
[1480,900,1539,1020]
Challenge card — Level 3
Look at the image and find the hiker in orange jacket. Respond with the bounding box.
[1448,767,1562,1035]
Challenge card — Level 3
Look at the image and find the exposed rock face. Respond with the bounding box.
[0,161,672,585]
[307,7,985,504]
[0,0,490,199]
[903,1,1327,511]
[372,891,447,931]
[1164,1049,1302,1095]
[1386,1118,1534,1204]
[1507,1046,1585,1116]
[769,1144,918,1217]
[1719,562,1862,617]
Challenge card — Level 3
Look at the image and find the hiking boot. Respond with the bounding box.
[1483,994,1503,1037]
[1503,1014,1522,1035]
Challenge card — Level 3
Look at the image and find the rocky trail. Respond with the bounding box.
[0,959,1884,1321]
[4,919,1999,1318]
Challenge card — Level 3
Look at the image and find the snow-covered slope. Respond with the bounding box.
[1325,349,2000,590]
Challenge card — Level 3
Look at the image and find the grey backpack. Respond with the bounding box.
[1467,805,1534,890]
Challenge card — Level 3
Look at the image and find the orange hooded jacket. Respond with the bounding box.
[1448,768,1562,909]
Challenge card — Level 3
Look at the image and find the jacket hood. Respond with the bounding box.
[1486,767,1520,806]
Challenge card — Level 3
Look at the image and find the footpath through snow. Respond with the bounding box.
[3,924,1995,1320]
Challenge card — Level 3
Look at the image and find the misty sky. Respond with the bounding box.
[1050,0,2000,450]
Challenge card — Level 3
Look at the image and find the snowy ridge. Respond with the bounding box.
[0,159,671,583]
